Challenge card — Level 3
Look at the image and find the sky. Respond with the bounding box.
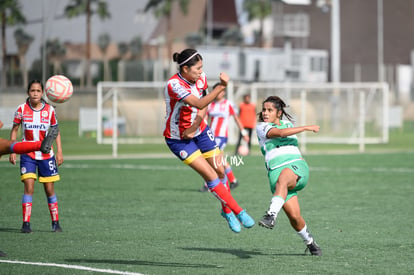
[5,0,157,69]
[5,0,312,70]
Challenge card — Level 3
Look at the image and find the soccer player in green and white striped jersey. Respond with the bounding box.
[256,96,322,256]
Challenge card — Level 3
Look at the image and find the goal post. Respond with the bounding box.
[96,81,389,157]
[228,82,390,153]
[97,81,166,157]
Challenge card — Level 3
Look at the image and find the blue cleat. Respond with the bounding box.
[236,210,255,228]
[221,211,241,233]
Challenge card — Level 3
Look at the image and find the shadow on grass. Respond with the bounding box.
[0,227,21,233]
[0,227,59,234]
[65,259,221,269]
[181,247,306,258]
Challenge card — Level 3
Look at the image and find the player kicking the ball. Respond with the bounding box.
[0,120,58,158]
[256,96,322,256]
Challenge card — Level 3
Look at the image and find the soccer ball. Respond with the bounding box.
[237,144,249,156]
[45,75,73,103]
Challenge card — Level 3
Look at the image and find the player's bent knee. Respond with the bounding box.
[202,147,220,159]
[183,150,202,165]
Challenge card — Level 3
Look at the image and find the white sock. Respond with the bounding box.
[267,196,285,216]
[297,224,313,244]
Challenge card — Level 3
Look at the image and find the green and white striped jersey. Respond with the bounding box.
[256,121,303,170]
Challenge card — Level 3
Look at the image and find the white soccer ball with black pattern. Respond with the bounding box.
[45,75,73,103]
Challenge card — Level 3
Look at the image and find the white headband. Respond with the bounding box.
[178,52,199,66]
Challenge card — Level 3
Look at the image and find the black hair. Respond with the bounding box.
[258,96,294,122]
[172,49,202,70]
[212,82,222,90]
[205,82,225,97]
[27,79,43,93]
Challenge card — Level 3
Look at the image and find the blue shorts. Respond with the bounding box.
[165,127,219,165]
[20,154,60,183]
[214,137,228,151]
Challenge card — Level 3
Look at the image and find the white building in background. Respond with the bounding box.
[198,46,328,83]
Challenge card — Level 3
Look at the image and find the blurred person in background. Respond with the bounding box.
[235,94,256,155]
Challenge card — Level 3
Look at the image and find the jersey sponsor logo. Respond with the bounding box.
[24,123,47,130]
[196,79,204,90]
[179,150,188,159]
[41,109,50,123]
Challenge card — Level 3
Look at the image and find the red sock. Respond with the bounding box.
[22,202,32,222]
[11,141,41,154]
[48,202,59,222]
[210,183,243,215]
[225,167,236,183]
[221,179,232,214]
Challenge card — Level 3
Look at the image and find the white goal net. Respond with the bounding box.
[96,81,389,157]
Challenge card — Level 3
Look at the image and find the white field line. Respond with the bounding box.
[1,162,414,173]
[310,166,414,173]
[0,162,187,171]
[61,164,414,174]
[0,259,145,275]
[59,163,188,170]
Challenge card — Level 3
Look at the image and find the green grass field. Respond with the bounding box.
[1,121,414,274]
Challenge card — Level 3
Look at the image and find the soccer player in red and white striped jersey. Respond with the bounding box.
[9,80,63,233]
[163,49,255,233]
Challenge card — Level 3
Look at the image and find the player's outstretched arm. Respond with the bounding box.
[184,72,229,109]
[267,125,320,138]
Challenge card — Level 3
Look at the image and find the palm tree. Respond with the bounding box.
[243,0,273,47]
[46,39,66,75]
[185,32,203,49]
[0,0,25,88]
[219,27,244,47]
[97,33,111,81]
[144,0,189,64]
[116,42,129,81]
[13,28,33,88]
[129,36,142,60]
[117,42,129,59]
[65,0,110,88]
